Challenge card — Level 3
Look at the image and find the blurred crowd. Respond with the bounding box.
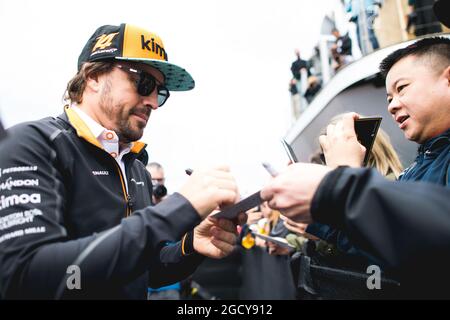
[288,0,446,122]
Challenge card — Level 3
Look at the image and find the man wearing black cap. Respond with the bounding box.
[0,23,244,299]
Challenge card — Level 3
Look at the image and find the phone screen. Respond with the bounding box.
[354,117,382,166]
[281,139,298,163]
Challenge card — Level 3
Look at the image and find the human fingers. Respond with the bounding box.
[340,112,359,138]
[283,219,308,234]
[278,203,312,224]
[216,218,239,234]
[260,183,276,202]
[211,225,237,245]
[319,134,329,152]
[215,189,240,208]
[326,123,335,138]
[210,236,235,256]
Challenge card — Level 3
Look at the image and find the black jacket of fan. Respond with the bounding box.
[312,167,450,298]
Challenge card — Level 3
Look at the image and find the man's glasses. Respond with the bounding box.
[116,64,170,107]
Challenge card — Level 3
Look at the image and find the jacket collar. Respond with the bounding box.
[419,128,450,154]
[61,105,147,155]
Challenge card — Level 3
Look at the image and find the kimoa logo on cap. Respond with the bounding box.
[92,32,119,52]
[140,35,167,61]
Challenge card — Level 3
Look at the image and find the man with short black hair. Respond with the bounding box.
[380,36,450,185]
[322,36,450,185]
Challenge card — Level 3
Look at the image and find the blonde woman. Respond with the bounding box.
[366,129,403,179]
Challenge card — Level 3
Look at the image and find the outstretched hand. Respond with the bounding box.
[261,163,331,223]
[193,213,246,259]
[179,166,240,219]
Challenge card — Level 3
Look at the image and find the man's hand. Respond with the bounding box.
[255,237,267,248]
[281,216,319,240]
[279,215,308,234]
[267,242,291,256]
[193,213,246,259]
[319,112,366,168]
[179,166,239,219]
[260,163,331,223]
[246,207,263,225]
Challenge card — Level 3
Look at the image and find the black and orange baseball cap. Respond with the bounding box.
[78,23,195,91]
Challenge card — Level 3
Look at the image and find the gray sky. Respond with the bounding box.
[0,0,329,194]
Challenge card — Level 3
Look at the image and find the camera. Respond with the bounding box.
[152,183,167,200]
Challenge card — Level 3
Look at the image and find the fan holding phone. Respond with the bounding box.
[319,113,403,178]
[281,113,381,168]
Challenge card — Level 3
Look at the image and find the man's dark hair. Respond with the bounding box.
[379,37,450,78]
[65,61,115,104]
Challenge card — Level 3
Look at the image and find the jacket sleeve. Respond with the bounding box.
[311,167,450,293]
[147,239,205,288]
[0,123,202,299]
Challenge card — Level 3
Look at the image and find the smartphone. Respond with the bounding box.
[354,117,382,166]
[281,139,299,163]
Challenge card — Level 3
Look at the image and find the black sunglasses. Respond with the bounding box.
[116,64,170,107]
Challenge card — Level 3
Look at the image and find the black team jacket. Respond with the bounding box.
[311,167,450,298]
[0,106,203,299]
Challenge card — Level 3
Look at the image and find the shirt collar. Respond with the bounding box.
[72,105,106,141]
[71,105,132,153]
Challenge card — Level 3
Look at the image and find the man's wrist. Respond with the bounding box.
[311,166,349,228]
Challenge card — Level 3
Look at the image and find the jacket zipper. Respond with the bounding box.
[113,161,132,217]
